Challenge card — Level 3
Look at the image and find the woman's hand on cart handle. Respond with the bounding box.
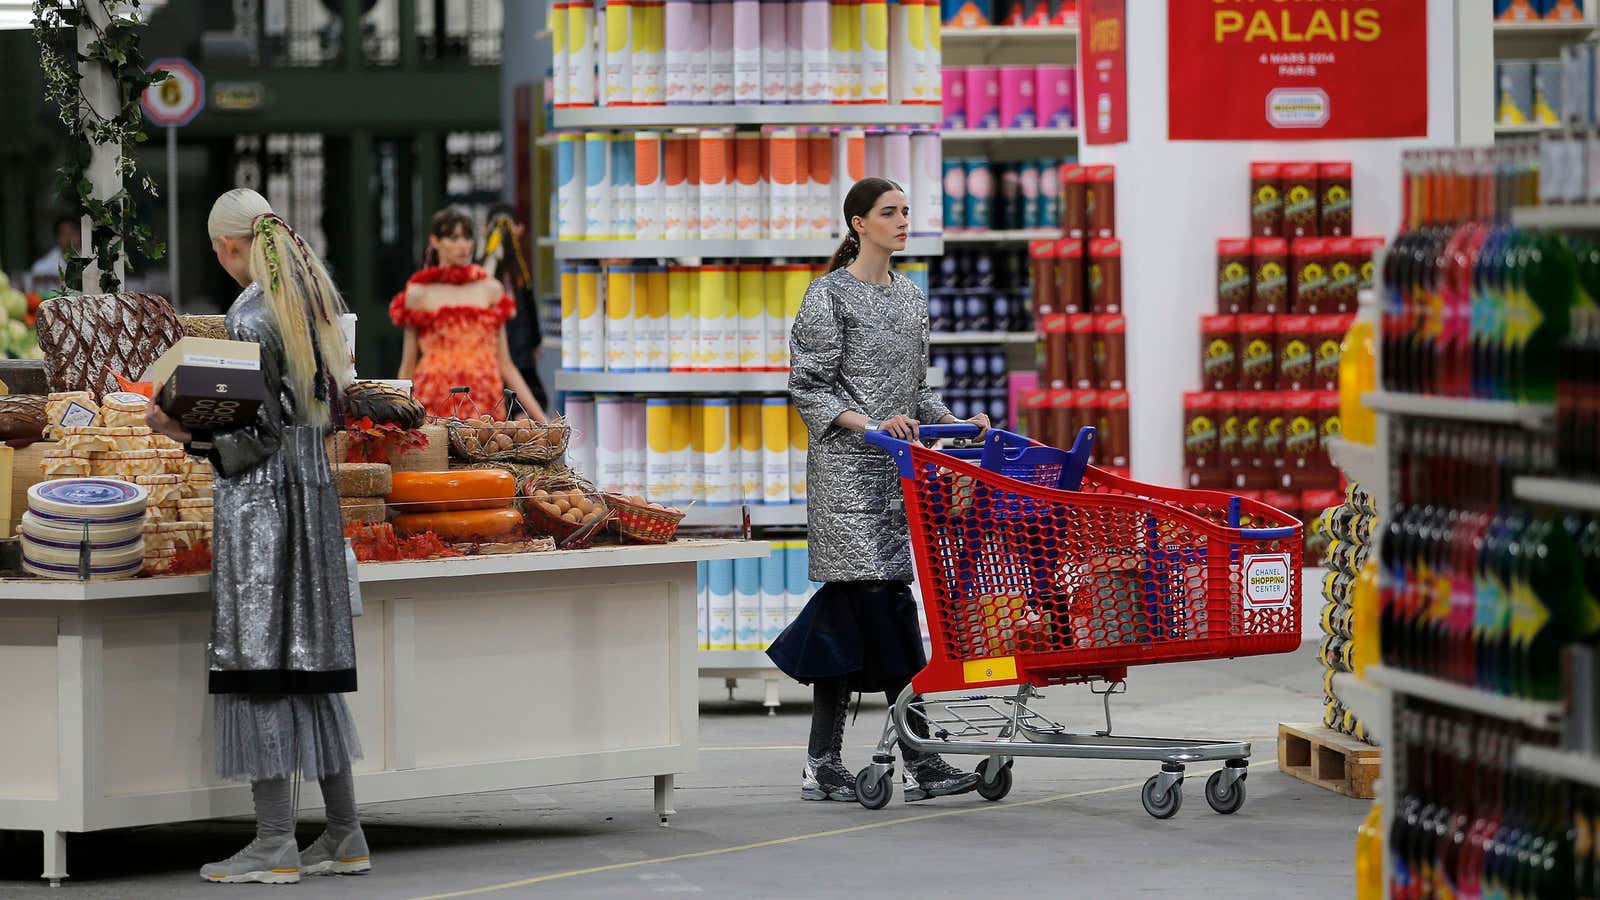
[949,412,990,439]
[869,415,921,440]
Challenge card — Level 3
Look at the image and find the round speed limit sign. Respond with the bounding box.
[142,58,205,128]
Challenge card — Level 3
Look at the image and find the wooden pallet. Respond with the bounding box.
[1277,722,1380,800]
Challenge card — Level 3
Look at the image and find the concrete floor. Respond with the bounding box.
[0,643,1366,898]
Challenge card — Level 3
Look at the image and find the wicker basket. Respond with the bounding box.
[523,494,611,549]
[444,417,571,465]
[605,494,685,544]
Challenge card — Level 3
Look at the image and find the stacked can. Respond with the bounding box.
[1316,481,1378,745]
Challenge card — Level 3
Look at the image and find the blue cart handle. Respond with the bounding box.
[863,424,981,476]
[1238,526,1299,540]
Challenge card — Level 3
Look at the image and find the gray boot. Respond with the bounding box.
[198,835,301,885]
[299,828,372,876]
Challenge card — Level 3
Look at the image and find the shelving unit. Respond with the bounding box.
[940,127,1079,144]
[1366,666,1563,731]
[1511,205,1600,229]
[1325,437,1387,514]
[941,25,1078,46]
[548,237,946,260]
[1516,745,1600,788]
[929,331,1037,346]
[551,105,942,129]
[1362,391,1556,429]
[699,651,787,715]
[1513,476,1600,511]
[1494,122,1561,136]
[555,368,944,394]
[943,228,1064,244]
[680,504,808,528]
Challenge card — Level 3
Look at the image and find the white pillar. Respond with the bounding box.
[1078,1,1464,487]
[78,0,126,291]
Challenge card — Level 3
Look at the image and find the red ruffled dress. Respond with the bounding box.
[389,264,517,418]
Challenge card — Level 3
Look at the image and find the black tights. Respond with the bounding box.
[807,675,929,762]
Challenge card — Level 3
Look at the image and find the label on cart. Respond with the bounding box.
[962,656,1018,685]
[1242,553,1293,609]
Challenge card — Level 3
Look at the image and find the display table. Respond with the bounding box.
[0,539,767,885]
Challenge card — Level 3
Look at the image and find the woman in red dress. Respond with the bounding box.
[391,208,548,422]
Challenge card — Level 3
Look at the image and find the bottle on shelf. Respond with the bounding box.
[1339,291,1379,446]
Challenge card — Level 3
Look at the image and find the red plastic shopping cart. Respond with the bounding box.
[856,423,1303,818]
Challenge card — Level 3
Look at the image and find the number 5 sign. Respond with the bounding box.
[142,58,205,128]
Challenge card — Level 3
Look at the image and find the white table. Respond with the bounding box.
[0,539,767,885]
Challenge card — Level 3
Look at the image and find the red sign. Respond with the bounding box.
[1080,0,1128,146]
[142,58,205,128]
[1167,0,1427,141]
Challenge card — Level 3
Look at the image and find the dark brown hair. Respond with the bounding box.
[424,207,475,267]
[827,177,905,272]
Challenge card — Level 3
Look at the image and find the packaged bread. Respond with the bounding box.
[100,392,151,428]
[89,449,162,479]
[142,547,179,575]
[61,425,155,455]
[42,453,93,478]
[157,447,186,475]
[134,474,184,508]
[145,503,178,524]
[334,462,392,499]
[176,497,213,524]
[183,475,214,500]
[143,520,207,553]
[150,434,182,452]
[45,391,99,437]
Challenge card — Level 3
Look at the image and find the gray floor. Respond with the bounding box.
[0,643,1365,898]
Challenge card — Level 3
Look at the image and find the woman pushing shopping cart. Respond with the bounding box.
[846,422,1304,817]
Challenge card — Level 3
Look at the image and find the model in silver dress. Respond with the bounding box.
[768,177,990,804]
[148,189,371,884]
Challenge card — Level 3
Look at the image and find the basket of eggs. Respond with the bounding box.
[445,413,571,465]
[605,494,686,544]
[522,485,611,549]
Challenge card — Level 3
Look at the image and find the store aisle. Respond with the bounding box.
[0,644,1363,898]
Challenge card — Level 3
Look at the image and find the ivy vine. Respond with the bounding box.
[32,0,168,294]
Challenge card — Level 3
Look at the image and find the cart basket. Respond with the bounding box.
[867,425,1303,696]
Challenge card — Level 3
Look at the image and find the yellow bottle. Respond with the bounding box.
[1339,297,1378,446]
[1355,802,1384,900]
[1351,558,1380,675]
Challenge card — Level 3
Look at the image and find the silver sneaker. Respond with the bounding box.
[901,755,981,802]
[199,836,301,885]
[299,829,372,876]
[801,755,858,801]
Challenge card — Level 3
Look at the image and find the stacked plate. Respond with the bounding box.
[21,479,149,580]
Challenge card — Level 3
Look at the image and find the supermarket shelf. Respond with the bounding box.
[930,331,1037,346]
[1515,745,1600,788]
[698,650,781,670]
[552,104,942,129]
[1494,20,1596,38]
[681,504,808,528]
[1325,437,1383,488]
[1367,665,1562,731]
[1495,122,1562,136]
[1511,204,1600,229]
[943,228,1063,244]
[556,368,943,393]
[1331,672,1391,746]
[1362,391,1556,429]
[1513,476,1600,512]
[548,237,944,259]
[940,127,1079,143]
[942,25,1078,44]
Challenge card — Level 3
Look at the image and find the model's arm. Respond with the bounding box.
[398,328,419,380]
[499,327,548,423]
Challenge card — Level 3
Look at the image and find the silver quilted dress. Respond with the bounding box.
[788,268,953,583]
[207,283,362,782]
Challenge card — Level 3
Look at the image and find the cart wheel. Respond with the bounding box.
[975,758,1013,802]
[856,766,893,810]
[1205,769,1246,815]
[1141,775,1183,819]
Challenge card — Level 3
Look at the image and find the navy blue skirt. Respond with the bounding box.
[766,580,928,693]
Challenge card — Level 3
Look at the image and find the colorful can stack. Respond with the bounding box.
[942,64,1077,130]
[698,541,824,651]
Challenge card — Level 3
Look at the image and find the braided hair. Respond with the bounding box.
[826,176,905,272]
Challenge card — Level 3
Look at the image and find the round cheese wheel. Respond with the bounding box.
[392,508,523,543]
[22,511,145,547]
[24,554,143,581]
[339,497,388,527]
[22,534,145,568]
[387,469,516,514]
[334,463,393,499]
[29,478,149,522]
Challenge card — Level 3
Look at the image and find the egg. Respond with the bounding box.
[492,432,514,451]
[513,428,533,445]
[562,510,580,523]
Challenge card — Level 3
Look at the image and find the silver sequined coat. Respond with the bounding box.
[206,284,357,695]
[788,268,952,583]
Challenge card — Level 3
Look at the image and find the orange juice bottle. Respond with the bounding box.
[1355,801,1383,900]
[1339,293,1378,445]
[1351,558,1379,675]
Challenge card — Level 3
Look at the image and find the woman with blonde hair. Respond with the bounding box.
[147,188,370,884]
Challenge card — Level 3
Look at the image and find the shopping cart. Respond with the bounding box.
[858,423,1303,818]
